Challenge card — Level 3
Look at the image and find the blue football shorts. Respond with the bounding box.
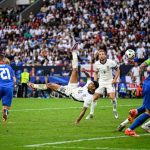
[0,87,13,107]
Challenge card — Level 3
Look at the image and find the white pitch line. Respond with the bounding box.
[10,104,140,112]
[10,107,82,112]
[52,146,109,149]
[51,146,149,150]
[24,134,150,148]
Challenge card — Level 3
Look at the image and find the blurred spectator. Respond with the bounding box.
[118,80,127,98]
[61,66,69,77]
[50,68,55,76]
[131,62,140,85]
[0,0,149,66]
[78,78,86,87]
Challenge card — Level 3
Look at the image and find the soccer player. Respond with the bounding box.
[28,45,99,124]
[117,106,150,133]
[117,106,145,131]
[124,59,150,136]
[86,49,120,119]
[0,54,15,121]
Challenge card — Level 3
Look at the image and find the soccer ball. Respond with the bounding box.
[125,49,135,60]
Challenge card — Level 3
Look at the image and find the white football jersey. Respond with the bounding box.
[94,59,117,82]
[71,80,94,108]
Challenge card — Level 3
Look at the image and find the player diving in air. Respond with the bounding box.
[28,43,99,124]
[117,58,150,136]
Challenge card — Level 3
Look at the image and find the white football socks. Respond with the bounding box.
[112,98,117,111]
[90,101,97,115]
[121,119,129,126]
[72,51,78,69]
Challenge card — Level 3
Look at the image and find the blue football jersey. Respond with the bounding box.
[0,64,14,88]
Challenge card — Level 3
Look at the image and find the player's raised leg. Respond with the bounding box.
[69,43,78,83]
[28,43,79,94]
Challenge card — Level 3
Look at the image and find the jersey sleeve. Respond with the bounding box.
[145,59,150,66]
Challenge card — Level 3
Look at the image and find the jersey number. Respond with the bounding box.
[0,68,11,80]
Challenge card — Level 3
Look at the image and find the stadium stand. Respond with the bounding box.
[0,0,149,97]
[0,0,149,66]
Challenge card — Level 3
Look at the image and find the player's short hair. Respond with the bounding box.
[93,81,99,89]
[4,58,10,65]
[99,49,107,54]
[0,54,4,61]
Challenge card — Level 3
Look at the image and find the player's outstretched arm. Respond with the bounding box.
[81,68,90,80]
[28,82,47,90]
[28,82,61,91]
[75,107,87,124]
[94,71,98,81]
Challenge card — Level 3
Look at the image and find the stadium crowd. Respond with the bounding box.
[0,0,149,67]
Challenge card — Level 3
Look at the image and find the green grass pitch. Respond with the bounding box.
[0,98,150,150]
